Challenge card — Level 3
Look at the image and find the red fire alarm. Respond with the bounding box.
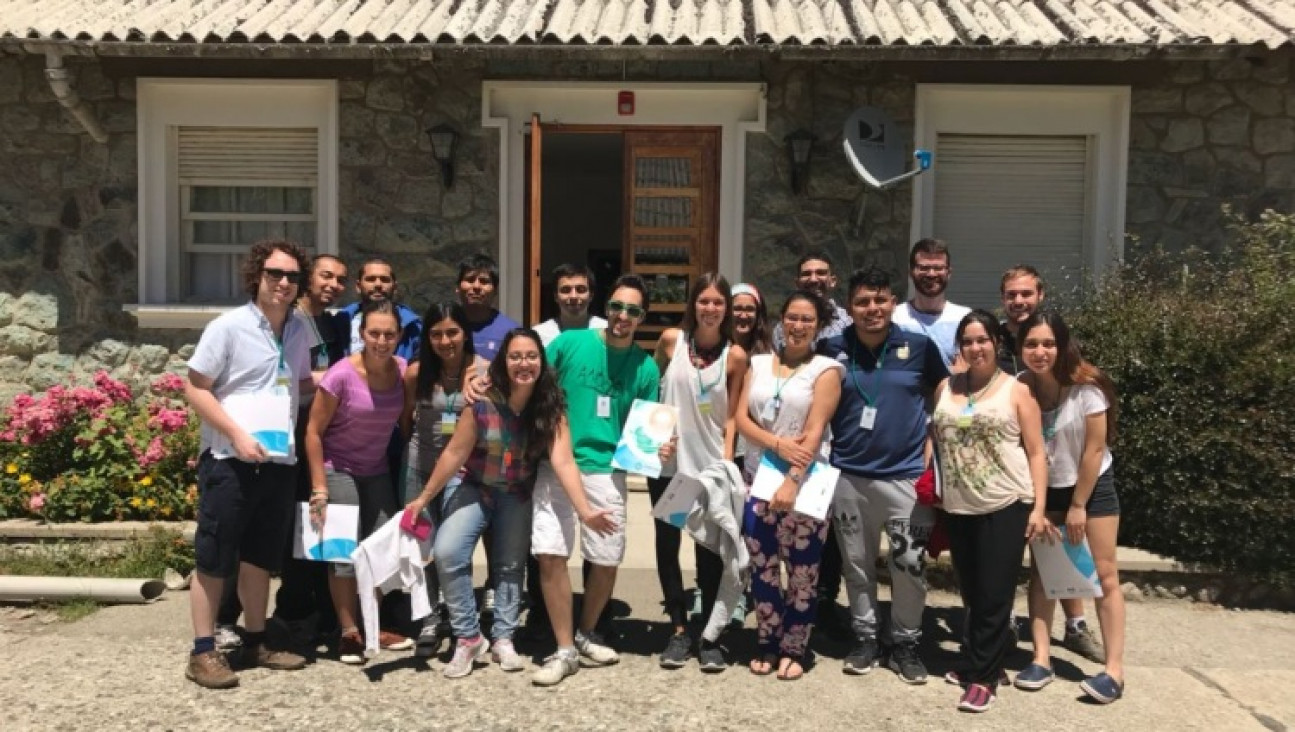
[618,91,635,116]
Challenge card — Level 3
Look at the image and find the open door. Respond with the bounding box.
[526,114,543,324]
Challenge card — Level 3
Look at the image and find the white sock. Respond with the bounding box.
[1066,616,1087,633]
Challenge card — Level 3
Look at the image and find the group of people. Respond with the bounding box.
[182,238,1126,713]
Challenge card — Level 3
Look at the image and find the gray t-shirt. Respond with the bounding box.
[188,303,312,463]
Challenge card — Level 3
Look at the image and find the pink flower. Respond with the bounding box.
[139,436,167,467]
[147,407,190,433]
[28,493,45,512]
[150,373,185,395]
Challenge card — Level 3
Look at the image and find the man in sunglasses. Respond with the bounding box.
[182,239,314,689]
[335,258,422,360]
[528,273,661,686]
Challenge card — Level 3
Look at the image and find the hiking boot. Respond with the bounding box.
[659,631,692,669]
[443,636,490,679]
[697,639,727,673]
[575,629,619,667]
[185,649,238,689]
[338,629,366,665]
[1062,622,1106,663]
[887,642,928,685]
[492,639,525,672]
[843,637,881,675]
[240,642,307,671]
[213,624,242,651]
[532,649,579,687]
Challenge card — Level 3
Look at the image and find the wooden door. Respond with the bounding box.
[622,129,720,349]
[525,114,544,324]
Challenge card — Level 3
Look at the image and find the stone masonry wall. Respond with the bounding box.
[0,51,1291,403]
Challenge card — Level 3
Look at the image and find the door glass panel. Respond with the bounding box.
[633,196,694,228]
[635,157,692,188]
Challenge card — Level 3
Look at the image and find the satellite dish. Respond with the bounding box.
[843,106,932,190]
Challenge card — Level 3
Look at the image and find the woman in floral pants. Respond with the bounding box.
[735,290,843,680]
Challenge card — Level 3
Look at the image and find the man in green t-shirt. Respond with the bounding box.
[529,274,662,686]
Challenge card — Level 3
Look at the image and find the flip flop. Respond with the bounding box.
[776,656,805,681]
[749,654,776,676]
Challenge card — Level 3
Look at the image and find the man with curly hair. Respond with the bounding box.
[182,239,313,689]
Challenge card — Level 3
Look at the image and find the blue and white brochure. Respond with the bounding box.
[1030,528,1104,599]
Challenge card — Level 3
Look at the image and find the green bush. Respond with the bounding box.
[1067,209,1295,584]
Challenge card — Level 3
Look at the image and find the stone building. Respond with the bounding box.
[0,1,1292,400]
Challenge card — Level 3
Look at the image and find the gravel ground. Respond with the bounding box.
[1,568,1293,731]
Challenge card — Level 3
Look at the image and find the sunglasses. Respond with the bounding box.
[262,267,303,285]
[606,300,646,319]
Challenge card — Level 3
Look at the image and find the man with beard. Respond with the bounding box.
[772,250,854,350]
[892,239,970,369]
[335,258,422,360]
[457,253,519,361]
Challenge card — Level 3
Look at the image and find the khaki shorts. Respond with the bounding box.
[530,463,627,567]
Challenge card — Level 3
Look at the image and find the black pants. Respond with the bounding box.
[648,476,725,629]
[817,523,843,603]
[944,501,1030,688]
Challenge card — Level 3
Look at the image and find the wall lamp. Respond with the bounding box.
[784,128,817,195]
[425,123,459,188]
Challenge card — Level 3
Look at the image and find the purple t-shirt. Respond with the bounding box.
[319,357,407,476]
[471,310,519,362]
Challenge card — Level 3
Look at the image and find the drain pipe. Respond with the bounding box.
[43,51,108,143]
[0,576,168,604]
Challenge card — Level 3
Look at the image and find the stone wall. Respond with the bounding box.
[0,50,1291,403]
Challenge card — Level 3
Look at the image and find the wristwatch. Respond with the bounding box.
[788,471,803,482]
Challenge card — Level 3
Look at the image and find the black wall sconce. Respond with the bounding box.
[425,123,459,188]
[784,128,817,195]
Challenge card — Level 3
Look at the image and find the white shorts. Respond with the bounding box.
[530,463,627,567]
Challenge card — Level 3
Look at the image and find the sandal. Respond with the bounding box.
[776,656,805,681]
[749,654,777,676]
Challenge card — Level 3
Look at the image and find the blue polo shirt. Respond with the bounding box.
[824,325,948,480]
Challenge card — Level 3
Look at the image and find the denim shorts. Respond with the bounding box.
[1045,469,1119,517]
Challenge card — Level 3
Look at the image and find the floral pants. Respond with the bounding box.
[742,496,829,658]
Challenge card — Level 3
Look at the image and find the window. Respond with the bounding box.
[912,86,1129,310]
[133,80,337,328]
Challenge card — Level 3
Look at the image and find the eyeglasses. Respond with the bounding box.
[506,352,542,364]
[606,300,646,319]
[262,267,303,285]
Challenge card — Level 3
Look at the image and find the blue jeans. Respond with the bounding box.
[434,481,532,641]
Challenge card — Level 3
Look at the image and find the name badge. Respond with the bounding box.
[698,392,713,417]
[760,398,778,423]
[439,413,458,436]
[957,404,974,429]
[859,406,877,430]
[272,363,292,397]
[597,395,612,418]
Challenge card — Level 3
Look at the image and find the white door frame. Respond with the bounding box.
[482,81,767,320]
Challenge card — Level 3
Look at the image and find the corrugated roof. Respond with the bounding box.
[2,0,1292,48]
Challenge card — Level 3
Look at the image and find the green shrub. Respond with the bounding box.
[1067,208,1295,584]
[0,527,194,578]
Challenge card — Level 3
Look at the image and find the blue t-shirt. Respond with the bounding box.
[471,310,520,362]
[823,325,949,479]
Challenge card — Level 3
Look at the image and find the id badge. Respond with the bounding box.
[272,363,292,397]
[759,398,778,423]
[596,395,612,418]
[957,405,974,429]
[698,393,713,417]
[859,406,877,430]
[439,413,458,436]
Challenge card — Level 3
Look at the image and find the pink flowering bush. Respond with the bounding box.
[0,371,199,522]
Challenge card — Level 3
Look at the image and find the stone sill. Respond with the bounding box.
[124,305,231,330]
[0,519,196,542]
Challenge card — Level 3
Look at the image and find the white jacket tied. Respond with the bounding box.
[349,510,434,658]
[685,460,750,643]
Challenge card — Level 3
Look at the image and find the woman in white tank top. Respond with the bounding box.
[650,273,749,671]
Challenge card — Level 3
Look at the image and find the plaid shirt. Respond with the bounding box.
[462,395,535,497]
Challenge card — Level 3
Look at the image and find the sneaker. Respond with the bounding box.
[443,636,490,679]
[213,624,242,651]
[575,629,619,667]
[379,630,414,651]
[492,639,525,672]
[1062,621,1106,663]
[185,649,238,689]
[338,629,366,665]
[483,588,496,613]
[532,649,579,687]
[415,623,445,659]
[887,642,928,685]
[697,639,727,673]
[843,637,881,675]
[659,632,693,669]
[240,642,307,671]
[1014,663,1055,691]
[945,669,1011,687]
[957,682,996,713]
[1079,672,1124,704]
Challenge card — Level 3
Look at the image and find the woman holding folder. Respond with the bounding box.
[735,290,842,680]
[1015,312,1126,704]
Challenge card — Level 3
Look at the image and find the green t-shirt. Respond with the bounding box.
[548,328,660,473]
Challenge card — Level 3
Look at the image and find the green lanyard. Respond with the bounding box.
[772,352,806,404]
[445,391,459,413]
[692,338,728,397]
[847,338,889,407]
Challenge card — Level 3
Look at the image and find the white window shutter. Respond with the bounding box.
[932,134,1091,310]
[177,127,318,184]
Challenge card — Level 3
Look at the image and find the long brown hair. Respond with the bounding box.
[1020,312,1118,443]
[681,272,733,341]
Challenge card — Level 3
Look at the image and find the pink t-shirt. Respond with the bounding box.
[319,357,407,476]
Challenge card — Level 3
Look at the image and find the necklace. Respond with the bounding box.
[689,336,726,369]
[967,369,1001,407]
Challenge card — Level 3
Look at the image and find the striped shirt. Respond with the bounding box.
[319,357,407,476]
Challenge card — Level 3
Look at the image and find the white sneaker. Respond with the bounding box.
[213,624,242,650]
[492,639,525,672]
[443,636,490,679]
[575,629,619,667]
[532,649,579,687]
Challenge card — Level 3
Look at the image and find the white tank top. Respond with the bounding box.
[659,334,728,477]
